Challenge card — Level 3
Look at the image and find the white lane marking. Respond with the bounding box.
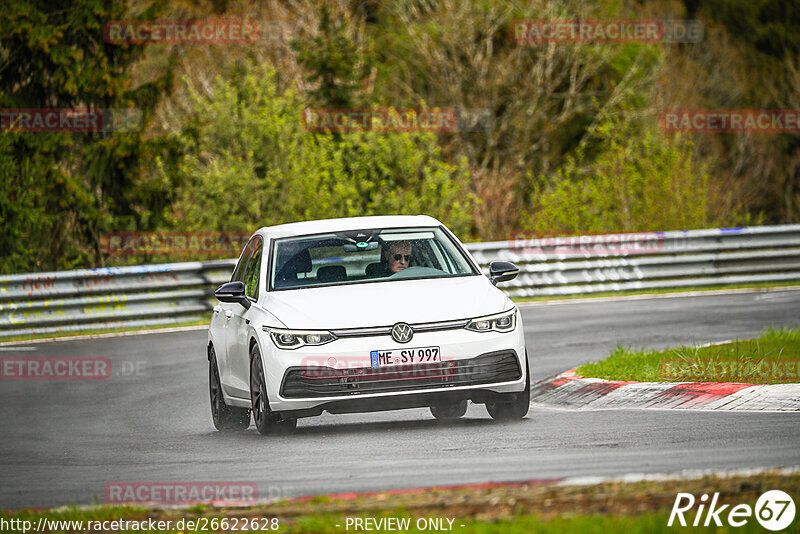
[515,285,800,307]
[559,465,800,487]
[696,339,736,348]
[0,325,207,347]
[0,346,37,351]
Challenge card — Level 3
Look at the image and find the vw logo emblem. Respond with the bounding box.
[391,322,413,343]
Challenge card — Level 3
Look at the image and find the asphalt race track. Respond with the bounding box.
[2,289,799,509]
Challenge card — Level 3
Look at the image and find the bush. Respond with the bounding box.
[165,64,474,237]
[532,112,716,234]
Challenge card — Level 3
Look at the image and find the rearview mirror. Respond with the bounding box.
[343,241,379,252]
[489,261,519,285]
[214,281,251,309]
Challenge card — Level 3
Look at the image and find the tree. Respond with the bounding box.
[0,0,176,272]
[166,64,474,236]
[367,0,661,238]
[291,3,372,108]
[533,111,722,234]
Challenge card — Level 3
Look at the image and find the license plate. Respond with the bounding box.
[370,346,441,366]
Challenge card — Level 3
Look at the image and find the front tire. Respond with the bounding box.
[430,400,468,420]
[486,359,530,421]
[209,347,250,431]
[250,344,297,435]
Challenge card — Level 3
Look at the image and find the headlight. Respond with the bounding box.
[263,327,337,349]
[465,309,516,333]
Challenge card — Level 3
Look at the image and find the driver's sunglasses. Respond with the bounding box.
[393,254,413,262]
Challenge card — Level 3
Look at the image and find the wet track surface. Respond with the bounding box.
[2,289,799,509]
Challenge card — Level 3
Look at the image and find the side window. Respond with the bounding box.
[231,237,256,282]
[243,238,263,299]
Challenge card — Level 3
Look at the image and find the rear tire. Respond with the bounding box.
[430,400,468,420]
[250,344,297,435]
[209,347,250,431]
[486,360,530,421]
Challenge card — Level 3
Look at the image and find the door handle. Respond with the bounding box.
[224,310,233,319]
[213,305,221,314]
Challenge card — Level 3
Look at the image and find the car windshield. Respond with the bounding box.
[270,227,479,290]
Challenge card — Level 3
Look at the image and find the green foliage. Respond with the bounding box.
[166,64,474,236]
[0,0,154,107]
[291,4,371,108]
[532,112,714,234]
[0,134,48,272]
[0,0,177,272]
[686,0,800,59]
[3,0,798,274]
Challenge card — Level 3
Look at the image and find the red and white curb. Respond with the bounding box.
[530,370,800,411]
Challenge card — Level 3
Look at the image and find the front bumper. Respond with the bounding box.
[281,349,521,398]
[260,311,527,414]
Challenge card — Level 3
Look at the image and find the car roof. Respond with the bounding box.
[256,215,444,239]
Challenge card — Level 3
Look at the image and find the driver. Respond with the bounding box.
[384,240,413,273]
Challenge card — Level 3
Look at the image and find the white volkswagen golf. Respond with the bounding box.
[207,215,528,434]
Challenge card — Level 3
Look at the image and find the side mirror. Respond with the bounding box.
[214,281,251,310]
[489,261,519,285]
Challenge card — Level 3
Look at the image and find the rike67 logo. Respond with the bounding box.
[668,490,796,531]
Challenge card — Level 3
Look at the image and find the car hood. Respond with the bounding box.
[264,275,510,329]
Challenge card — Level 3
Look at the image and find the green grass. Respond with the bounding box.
[0,509,723,534]
[285,512,774,533]
[0,319,207,344]
[577,327,800,384]
[511,280,800,302]
[2,472,797,533]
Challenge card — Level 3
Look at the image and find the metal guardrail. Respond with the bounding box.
[2,225,799,338]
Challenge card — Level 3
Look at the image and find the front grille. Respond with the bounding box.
[280,350,521,398]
